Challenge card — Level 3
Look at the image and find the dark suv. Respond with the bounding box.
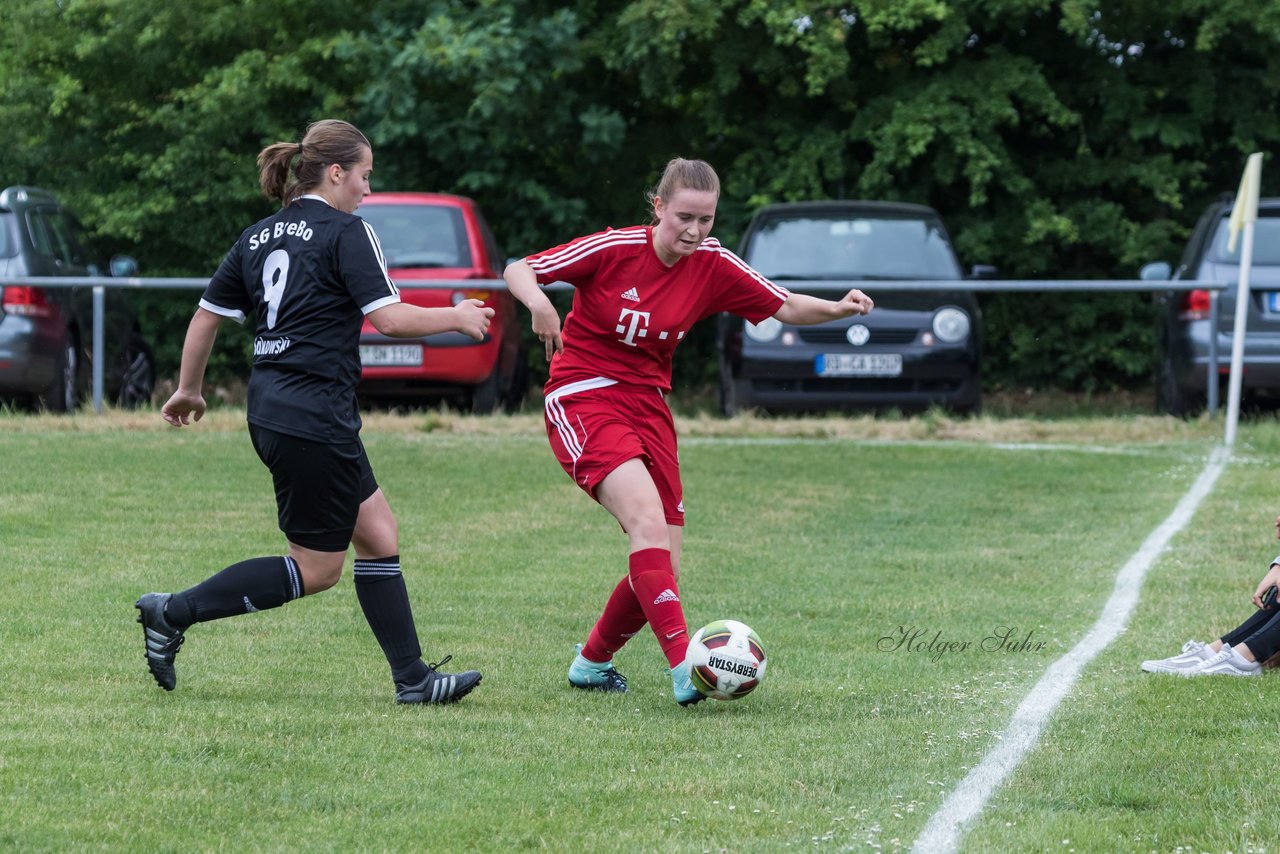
[0,186,153,411]
[1142,196,1280,415]
[717,201,988,415]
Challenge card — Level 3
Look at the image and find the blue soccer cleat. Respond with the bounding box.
[670,659,706,707]
[567,643,628,693]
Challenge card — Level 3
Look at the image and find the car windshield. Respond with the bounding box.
[746,214,962,280]
[357,203,472,269]
[1209,213,1280,265]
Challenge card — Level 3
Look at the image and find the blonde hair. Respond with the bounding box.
[647,158,720,224]
[256,119,372,207]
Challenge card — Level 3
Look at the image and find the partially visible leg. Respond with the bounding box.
[136,425,358,692]
[597,460,702,706]
[1223,607,1280,663]
[669,525,683,582]
[1219,607,1274,658]
[598,459,684,661]
[136,548,327,692]
[351,487,481,704]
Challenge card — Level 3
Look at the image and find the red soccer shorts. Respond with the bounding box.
[543,378,685,526]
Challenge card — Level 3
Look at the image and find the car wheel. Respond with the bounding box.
[718,359,750,417]
[39,335,80,413]
[501,351,529,413]
[950,393,983,417]
[117,334,156,409]
[1156,354,1198,416]
[470,364,501,414]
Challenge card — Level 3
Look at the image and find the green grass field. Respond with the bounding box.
[1,409,1278,852]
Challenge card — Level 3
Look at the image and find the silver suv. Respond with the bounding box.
[1142,197,1280,415]
[0,186,153,411]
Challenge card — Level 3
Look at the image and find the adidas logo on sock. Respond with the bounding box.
[621,287,640,302]
[653,588,679,604]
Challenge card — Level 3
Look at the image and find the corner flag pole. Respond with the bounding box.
[1223,152,1263,447]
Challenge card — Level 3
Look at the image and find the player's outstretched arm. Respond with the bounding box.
[773,289,874,326]
[367,300,494,341]
[162,308,221,427]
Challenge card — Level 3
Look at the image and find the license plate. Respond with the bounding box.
[1267,292,1280,314]
[360,344,423,367]
[815,353,903,377]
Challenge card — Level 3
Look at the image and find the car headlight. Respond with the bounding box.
[932,307,970,344]
[745,317,782,342]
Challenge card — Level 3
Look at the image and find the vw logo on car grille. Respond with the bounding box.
[846,324,871,346]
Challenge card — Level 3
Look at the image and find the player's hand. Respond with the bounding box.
[1252,563,1280,609]
[162,389,207,427]
[531,305,564,361]
[454,298,495,341]
[834,288,874,318]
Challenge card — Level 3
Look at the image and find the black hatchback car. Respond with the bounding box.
[0,186,153,411]
[717,201,987,415]
[1142,196,1280,415]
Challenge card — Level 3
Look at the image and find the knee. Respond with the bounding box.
[628,514,669,548]
[296,557,344,594]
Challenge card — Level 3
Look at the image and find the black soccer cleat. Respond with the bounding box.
[135,592,185,691]
[394,655,482,705]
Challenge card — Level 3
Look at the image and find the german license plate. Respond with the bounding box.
[360,344,423,366]
[1267,292,1280,314]
[815,353,903,377]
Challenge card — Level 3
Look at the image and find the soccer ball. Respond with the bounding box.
[685,619,767,701]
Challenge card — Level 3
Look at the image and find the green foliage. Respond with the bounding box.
[3,0,1279,392]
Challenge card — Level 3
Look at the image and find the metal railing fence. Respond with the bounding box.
[2,276,1227,415]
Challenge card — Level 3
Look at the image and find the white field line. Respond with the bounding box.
[910,443,1231,854]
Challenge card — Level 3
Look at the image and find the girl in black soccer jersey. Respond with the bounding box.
[136,119,490,704]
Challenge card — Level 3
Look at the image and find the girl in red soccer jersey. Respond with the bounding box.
[504,158,873,705]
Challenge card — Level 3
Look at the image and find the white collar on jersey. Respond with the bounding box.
[299,193,331,206]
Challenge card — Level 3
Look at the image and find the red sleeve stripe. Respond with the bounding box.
[527,227,649,274]
[703,242,790,301]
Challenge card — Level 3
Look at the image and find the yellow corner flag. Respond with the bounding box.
[1227,152,1263,253]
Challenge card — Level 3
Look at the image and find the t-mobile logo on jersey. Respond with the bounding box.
[615,308,687,347]
[616,308,650,346]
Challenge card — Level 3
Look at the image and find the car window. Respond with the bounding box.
[27,207,92,268]
[357,204,472,269]
[0,213,14,258]
[473,207,504,273]
[746,215,963,279]
[1208,213,1280,265]
[26,209,57,261]
[62,213,105,274]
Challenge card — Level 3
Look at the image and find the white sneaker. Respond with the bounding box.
[1141,639,1214,674]
[1191,643,1262,677]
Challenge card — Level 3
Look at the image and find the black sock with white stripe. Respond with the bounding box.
[353,555,427,683]
[165,556,303,628]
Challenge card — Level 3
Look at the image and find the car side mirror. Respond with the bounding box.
[968,264,999,280]
[1139,261,1171,281]
[110,255,139,278]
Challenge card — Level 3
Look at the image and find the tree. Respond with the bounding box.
[3,0,1278,394]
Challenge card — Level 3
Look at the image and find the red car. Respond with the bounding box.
[355,192,525,412]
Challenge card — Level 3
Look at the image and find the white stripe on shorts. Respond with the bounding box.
[544,377,618,462]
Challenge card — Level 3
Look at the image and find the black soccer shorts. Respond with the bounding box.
[248,424,378,552]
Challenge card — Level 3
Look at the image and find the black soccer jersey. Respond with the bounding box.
[200,195,400,443]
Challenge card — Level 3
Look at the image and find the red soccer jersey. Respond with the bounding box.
[526,226,789,393]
